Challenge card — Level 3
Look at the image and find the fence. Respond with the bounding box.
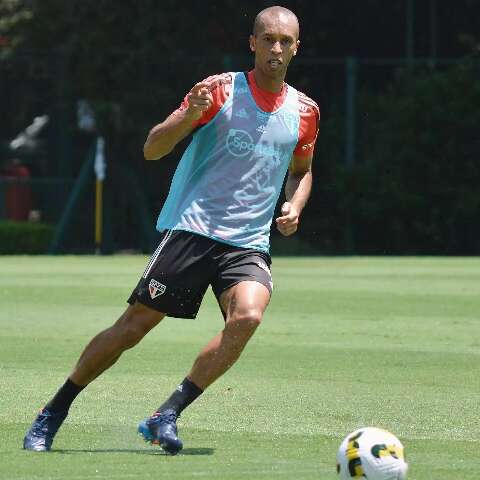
[1,52,476,254]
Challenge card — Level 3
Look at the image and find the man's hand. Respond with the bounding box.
[143,81,214,160]
[275,202,299,236]
[185,82,213,120]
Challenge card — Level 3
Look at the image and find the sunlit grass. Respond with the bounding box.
[1,256,478,479]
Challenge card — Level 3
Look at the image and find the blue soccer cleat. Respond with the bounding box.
[138,409,183,455]
[23,408,68,451]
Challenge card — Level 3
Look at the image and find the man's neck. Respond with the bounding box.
[252,67,285,93]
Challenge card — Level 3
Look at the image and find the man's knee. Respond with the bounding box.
[112,303,165,349]
[226,308,263,334]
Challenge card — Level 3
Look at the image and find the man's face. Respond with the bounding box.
[249,13,300,80]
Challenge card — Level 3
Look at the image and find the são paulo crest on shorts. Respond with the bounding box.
[149,279,166,299]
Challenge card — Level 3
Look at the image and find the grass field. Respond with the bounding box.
[1,256,479,479]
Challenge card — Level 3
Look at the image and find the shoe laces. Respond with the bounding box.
[150,409,179,425]
[33,409,67,433]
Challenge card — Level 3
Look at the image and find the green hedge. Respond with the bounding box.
[0,221,54,254]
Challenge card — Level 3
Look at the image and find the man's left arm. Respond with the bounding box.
[275,154,313,236]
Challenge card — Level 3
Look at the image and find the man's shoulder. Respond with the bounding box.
[295,89,320,118]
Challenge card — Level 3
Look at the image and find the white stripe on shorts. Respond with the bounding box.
[142,230,173,279]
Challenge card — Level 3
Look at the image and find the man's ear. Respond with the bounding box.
[293,39,300,56]
[249,34,256,52]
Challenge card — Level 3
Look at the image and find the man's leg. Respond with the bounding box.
[188,280,270,389]
[70,302,165,385]
[139,281,270,454]
[24,302,165,451]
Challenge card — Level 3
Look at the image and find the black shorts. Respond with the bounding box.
[127,229,273,319]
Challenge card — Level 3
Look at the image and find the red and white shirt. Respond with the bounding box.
[174,70,320,158]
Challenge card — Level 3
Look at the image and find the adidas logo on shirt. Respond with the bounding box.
[234,108,249,119]
[256,124,268,134]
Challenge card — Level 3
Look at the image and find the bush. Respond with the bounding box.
[316,62,480,254]
[0,221,54,254]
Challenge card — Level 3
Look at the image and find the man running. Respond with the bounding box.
[24,5,319,455]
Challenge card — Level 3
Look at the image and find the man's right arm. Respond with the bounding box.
[143,82,213,160]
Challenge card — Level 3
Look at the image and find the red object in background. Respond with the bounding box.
[2,164,32,221]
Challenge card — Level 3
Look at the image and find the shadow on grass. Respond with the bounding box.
[53,447,214,456]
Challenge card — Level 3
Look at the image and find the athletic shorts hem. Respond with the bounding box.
[212,278,272,300]
[127,295,198,320]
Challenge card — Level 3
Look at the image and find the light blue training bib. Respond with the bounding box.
[156,72,300,253]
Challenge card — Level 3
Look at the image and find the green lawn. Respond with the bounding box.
[0,256,479,479]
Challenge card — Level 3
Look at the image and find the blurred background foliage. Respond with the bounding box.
[0,0,479,254]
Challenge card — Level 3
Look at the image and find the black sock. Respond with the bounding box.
[45,378,85,413]
[156,377,203,415]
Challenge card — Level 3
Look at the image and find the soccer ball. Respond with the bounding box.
[336,427,408,480]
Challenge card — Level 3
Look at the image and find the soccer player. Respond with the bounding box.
[23,5,319,455]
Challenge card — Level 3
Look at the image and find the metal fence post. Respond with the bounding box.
[406,0,415,67]
[344,56,357,254]
[223,55,233,71]
[54,48,73,179]
[429,0,438,66]
[48,143,95,254]
[345,56,357,169]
